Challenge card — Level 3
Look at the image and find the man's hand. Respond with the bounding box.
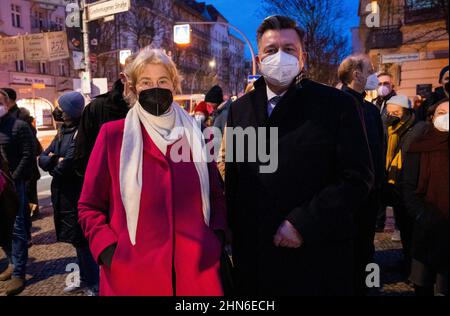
[274,220,303,249]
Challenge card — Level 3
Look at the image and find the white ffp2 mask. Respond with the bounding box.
[434,113,449,132]
[0,105,8,118]
[259,51,301,87]
[377,85,390,97]
[365,73,380,91]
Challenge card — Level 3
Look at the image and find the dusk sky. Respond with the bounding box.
[206,0,360,59]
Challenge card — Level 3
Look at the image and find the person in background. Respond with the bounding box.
[194,85,224,126]
[0,151,18,279]
[212,98,232,135]
[1,88,42,221]
[39,92,99,296]
[338,54,385,295]
[413,95,424,110]
[0,89,35,296]
[417,65,449,121]
[372,72,397,115]
[74,54,136,178]
[402,98,448,296]
[382,95,427,274]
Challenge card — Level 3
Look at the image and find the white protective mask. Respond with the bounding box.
[365,73,380,91]
[434,113,449,132]
[259,51,301,87]
[0,105,8,118]
[377,85,391,97]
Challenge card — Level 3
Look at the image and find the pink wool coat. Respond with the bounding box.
[78,119,227,296]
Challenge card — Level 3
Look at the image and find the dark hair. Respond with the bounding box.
[377,72,393,79]
[427,97,449,121]
[257,15,305,48]
[1,88,17,101]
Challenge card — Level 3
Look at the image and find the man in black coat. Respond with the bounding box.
[0,89,35,295]
[225,16,374,296]
[74,79,130,177]
[2,88,42,219]
[338,54,385,295]
[371,72,397,115]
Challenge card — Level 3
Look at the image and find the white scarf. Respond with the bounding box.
[120,101,210,246]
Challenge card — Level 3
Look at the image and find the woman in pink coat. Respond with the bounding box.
[78,48,227,296]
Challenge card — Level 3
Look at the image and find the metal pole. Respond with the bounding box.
[81,0,91,96]
[176,21,257,76]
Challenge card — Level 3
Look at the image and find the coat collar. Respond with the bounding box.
[252,73,307,127]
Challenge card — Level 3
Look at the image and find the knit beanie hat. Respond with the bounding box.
[58,91,85,120]
[205,85,223,105]
[387,95,412,109]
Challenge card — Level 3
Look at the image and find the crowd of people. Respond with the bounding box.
[0,15,448,296]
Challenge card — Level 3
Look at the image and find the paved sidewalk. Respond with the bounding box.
[0,201,414,296]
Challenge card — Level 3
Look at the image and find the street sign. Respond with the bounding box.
[90,54,97,64]
[174,24,191,45]
[31,0,71,6]
[103,15,115,22]
[81,71,92,94]
[87,0,131,22]
[382,53,420,64]
[119,49,132,65]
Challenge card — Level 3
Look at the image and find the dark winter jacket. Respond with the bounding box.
[39,124,85,246]
[417,87,447,121]
[401,125,448,273]
[0,113,35,181]
[0,152,18,249]
[225,76,374,295]
[9,105,42,181]
[74,79,129,177]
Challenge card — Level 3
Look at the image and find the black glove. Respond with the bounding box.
[99,243,117,268]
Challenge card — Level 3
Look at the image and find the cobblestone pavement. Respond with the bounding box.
[0,196,414,296]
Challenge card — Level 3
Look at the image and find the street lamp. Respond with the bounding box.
[174,21,257,76]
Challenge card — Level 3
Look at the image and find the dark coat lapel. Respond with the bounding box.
[251,78,269,127]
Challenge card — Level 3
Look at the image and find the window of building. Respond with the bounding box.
[15,60,25,72]
[55,17,64,31]
[59,63,66,77]
[40,62,47,74]
[11,4,21,28]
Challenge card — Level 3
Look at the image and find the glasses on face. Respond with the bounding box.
[137,77,173,91]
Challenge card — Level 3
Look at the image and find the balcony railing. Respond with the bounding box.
[404,4,445,24]
[366,26,403,50]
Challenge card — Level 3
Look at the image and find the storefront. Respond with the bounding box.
[16,97,55,131]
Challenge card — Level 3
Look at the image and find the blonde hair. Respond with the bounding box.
[125,47,182,100]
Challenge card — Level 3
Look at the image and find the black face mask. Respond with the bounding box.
[139,88,173,116]
[52,108,64,122]
[385,115,401,127]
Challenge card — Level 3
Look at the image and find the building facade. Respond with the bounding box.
[0,0,79,131]
[357,0,449,99]
[0,0,248,125]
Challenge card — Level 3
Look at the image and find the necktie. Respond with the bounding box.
[268,96,282,116]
